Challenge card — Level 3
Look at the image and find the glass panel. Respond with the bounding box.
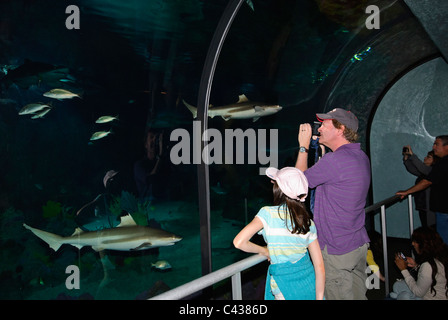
[0,0,441,300]
[207,0,378,269]
[0,0,226,300]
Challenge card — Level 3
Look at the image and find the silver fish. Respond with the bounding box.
[95,115,119,124]
[23,214,182,252]
[103,170,118,188]
[43,88,81,100]
[90,130,112,141]
[183,94,282,122]
[18,103,51,115]
[151,260,172,270]
[31,107,52,119]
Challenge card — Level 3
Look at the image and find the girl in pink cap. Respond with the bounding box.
[233,167,325,300]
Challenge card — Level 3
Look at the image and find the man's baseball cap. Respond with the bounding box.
[316,108,358,132]
[265,167,308,202]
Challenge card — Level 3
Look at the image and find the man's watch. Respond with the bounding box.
[299,146,309,153]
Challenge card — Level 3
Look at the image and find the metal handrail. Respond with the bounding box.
[149,254,267,300]
[365,194,401,212]
[149,194,414,300]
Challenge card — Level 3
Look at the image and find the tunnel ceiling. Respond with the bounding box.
[404,0,448,61]
[0,0,443,143]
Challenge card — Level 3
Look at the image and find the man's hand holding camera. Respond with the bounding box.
[402,145,413,161]
[298,123,312,149]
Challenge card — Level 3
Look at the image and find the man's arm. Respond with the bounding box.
[295,123,312,171]
[396,179,432,199]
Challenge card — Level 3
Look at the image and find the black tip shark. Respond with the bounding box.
[23,214,182,252]
[183,94,282,122]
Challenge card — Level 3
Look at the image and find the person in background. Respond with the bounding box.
[392,227,448,300]
[397,135,448,244]
[233,167,325,300]
[367,248,385,282]
[402,146,440,227]
[295,108,371,300]
[134,128,169,202]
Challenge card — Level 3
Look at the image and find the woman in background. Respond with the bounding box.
[393,227,448,300]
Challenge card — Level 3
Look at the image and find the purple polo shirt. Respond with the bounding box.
[304,143,371,255]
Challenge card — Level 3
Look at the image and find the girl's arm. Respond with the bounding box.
[233,217,269,261]
[308,239,325,300]
[402,262,432,298]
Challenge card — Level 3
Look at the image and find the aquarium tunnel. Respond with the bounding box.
[0,0,447,300]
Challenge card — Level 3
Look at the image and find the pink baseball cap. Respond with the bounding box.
[266,167,308,202]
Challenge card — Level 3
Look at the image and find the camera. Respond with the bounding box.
[312,121,321,136]
[402,147,409,153]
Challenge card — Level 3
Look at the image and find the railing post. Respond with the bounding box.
[407,194,414,237]
[380,204,390,295]
[231,272,242,300]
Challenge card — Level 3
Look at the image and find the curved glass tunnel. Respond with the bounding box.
[0,0,447,299]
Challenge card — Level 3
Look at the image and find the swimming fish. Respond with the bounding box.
[23,214,182,252]
[151,260,172,270]
[31,107,52,119]
[90,130,112,141]
[18,103,51,115]
[95,115,119,124]
[43,88,81,100]
[183,94,282,122]
[103,170,118,188]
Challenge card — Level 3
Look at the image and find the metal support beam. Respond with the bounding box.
[380,205,389,295]
[196,0,244,276]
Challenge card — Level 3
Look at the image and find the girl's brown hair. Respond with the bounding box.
[272,181,311,235]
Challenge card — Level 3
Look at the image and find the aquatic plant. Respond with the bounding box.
[108,191,154,226]
[42,200,62,218]
[134,201,154,226]
[119,190,138,213]
[108,195,124,218]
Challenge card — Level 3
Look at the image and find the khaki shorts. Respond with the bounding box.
[322,243,369,300]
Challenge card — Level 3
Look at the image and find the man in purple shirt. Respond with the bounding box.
[295,108,371,300]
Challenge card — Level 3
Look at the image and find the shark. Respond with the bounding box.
[23,214,182,252]
[183,94,282,122]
